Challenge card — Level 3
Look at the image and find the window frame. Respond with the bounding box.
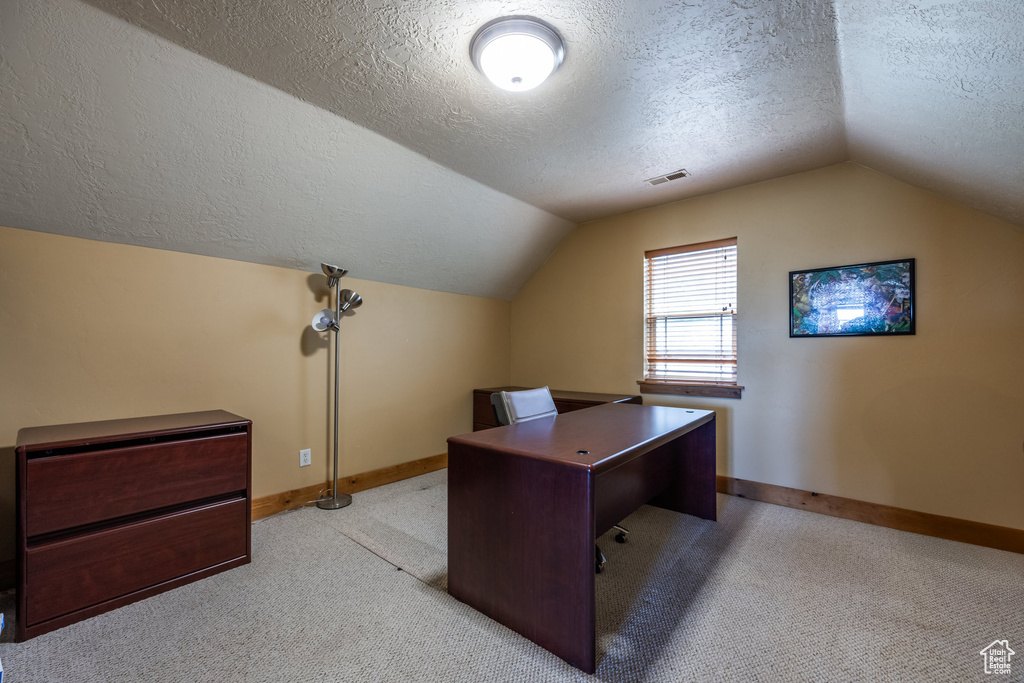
[637,237,744,399]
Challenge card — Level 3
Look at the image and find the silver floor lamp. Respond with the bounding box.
[311,263,363,510]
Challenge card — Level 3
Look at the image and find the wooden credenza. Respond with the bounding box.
[15,410,252,640]
[472,386,641,431]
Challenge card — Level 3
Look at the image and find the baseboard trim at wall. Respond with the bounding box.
[340,452,448,495]
[251,481,331,521]
[252,453,448,521]
[717,475,1024,555]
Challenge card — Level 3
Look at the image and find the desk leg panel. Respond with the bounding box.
[448,442,596,673]
[650,417,717,521]
[595,444,674,537]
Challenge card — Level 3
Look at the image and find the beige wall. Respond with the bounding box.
[0,225,511,560]
[511,162,1024,530]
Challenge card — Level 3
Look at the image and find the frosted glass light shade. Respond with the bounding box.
[471,17,565,92]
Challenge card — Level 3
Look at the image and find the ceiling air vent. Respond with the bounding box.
[645,168,689,186]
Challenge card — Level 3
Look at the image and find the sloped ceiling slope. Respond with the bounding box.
[75,0,849,224]
[1,1,1021,305]
[0,0,574,300]
[836,0,1024,227]
[74,0,1023,228]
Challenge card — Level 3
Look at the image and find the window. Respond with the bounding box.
[638,237,743,399]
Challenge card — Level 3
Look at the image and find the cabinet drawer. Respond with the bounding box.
[25,497,248,627]
[26,433,248,536]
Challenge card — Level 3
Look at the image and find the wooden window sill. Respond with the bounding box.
[637,381,744,399]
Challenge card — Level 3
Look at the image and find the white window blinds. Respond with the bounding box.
[644,237,738,385]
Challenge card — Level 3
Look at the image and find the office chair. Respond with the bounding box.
[490,387,629,574]
[490,386,558,425]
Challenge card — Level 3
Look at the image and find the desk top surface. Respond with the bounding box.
[448,402,713,473]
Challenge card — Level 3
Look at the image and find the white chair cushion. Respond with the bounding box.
[501,387,558,424]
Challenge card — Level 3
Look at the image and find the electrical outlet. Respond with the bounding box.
[299,448,311,467]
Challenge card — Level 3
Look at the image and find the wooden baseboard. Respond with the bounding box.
[251,481,331,521]
[252,453,448,521]
[340,452,448,495]
[717,475,1024,554]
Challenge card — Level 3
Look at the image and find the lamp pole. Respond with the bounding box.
[317,278,352,510]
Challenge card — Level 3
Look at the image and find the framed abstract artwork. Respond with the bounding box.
[790,258,915,337]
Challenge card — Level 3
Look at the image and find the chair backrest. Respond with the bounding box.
[491,387,558,425]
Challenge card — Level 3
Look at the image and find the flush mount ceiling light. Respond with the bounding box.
[470,16,565,92]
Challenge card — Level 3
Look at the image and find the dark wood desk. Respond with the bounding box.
[447,402,716,673]
[472,386,641,431]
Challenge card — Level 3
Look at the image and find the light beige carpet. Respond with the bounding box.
[1,469,1021,682]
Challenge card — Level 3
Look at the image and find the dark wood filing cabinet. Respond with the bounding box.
[472,386,642,431]
[15,410,252,641]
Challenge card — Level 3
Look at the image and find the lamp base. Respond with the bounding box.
[315,492,353,510]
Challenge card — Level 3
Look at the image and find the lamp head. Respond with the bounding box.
[339,289,363,313]
[311,309,338,332]
[321,263,348,289]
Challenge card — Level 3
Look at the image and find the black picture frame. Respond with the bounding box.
[790,258,915,338]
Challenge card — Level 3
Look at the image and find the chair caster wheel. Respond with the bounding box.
[615,532,627,544]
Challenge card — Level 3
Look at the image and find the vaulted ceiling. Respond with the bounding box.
[1,0,1021,299]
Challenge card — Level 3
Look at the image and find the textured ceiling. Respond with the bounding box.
[836,0,1024,227]
[1,0,1021,301]
[0,0,573,299]
[75,0,850,224]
